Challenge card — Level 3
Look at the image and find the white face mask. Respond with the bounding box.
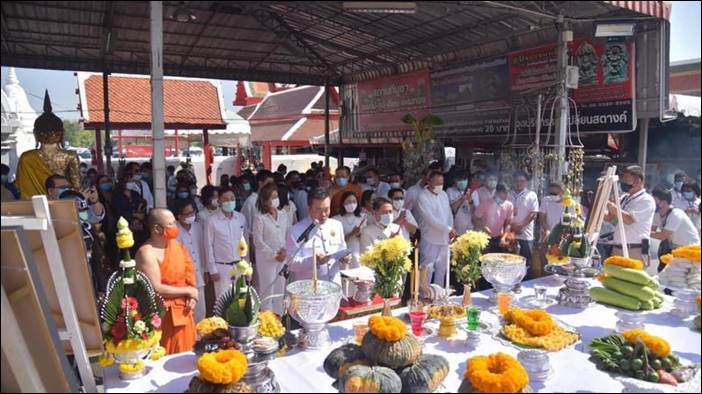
[390,182,401,189]
[210,198,219,208]
[271,198,280,208]
[379,213,393,226]
[433,185,443,194]
[344,203,358,213]
[392,200,404,211]
[182,215,196,225]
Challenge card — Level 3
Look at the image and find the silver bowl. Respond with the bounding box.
[480,253,527,297]
[286,280,342,350]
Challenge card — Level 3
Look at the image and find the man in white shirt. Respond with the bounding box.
[241,170,275,235]
[174,198,207,322]
[363,168,391,198]
[361,197,403,252]
[204,186,247,300]
[388,173,405,196]
[671,172,688,210]
[471,172,498,209]
[510,170,539,273]
[126,162,154,212]
[389,188,418,241]
[286,188,351,285]
[650,188,700,249]
[538,182,566,240]
[405,161,443,220]
[605,165,656,265]
[446,169,473,235]
[416,171,456,293]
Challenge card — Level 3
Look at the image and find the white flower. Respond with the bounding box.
[133,320,146,334]
[120,260,136,269]
[123,277,135,285]
[230,260,253,278]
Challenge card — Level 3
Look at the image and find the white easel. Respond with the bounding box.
[1,196,97,392]
[584,165,629,258]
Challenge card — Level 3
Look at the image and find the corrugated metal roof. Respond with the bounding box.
[1,1,669,85]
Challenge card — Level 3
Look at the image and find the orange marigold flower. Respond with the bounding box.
[465,352,529,393]
[671,245,701,263]
[368,315,406,342]
[660,254,674,265]
[604,255,644,270]
[197,349,248,385]
[622,329,671,358]
[506,308,555,337]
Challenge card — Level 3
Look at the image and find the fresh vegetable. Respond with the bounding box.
[640,300,654,310]
[590,287,641,310]
[602,276,656,302]
[657,369,678,386]
[603,264,654,286]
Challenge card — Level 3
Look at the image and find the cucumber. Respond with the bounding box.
[645,279,660,290]
[590,287,641,310]
[603,264,654,286]
[602,277,656,302]
[640,300,654,310]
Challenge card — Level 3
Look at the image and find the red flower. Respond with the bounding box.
[141,332,149,340]
[111,316,127,343]
[151,314,161,329]
[121,296,139,311]
[134,313,142,321]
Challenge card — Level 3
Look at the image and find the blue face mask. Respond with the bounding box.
[243,183,251,192]
[683,191,695,200]
[336,177,348,187]
[222,201,237,212]
[99,183,113,192]
[78,210,89,222]
[178,191,190,199]
[457,180,468,190]
[495,197,505,205]
[379,213,393,226]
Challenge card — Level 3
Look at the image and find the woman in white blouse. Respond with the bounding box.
[252,183,289,315]
[332,191,366,298]
[277,183,298,226]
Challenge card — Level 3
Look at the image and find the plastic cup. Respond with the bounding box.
[409,310,427,336]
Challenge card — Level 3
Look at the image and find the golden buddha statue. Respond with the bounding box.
[15,90,80,199]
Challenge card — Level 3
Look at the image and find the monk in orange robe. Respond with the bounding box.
[136,208,198,354]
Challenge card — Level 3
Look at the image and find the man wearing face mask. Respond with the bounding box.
[241,170,274,236]
[446,170,473,235]
[175,199,207,322]
[539,182,566,239]
[605,165,656,265]
[388,173,405,196]
[137,208,198,354]
[471,172,498,209]
[203,186,247,300]
[126,162,154,213]
[650,188,700,263]
[389,188,417,241]
[330,166,362,215]
[363,168,391,198]
[405,161,443,221]
[509,171,540,272]
[416,171,456,293]
[671,173,688,210]
[45,174,71,200]
[474,184,514,253]
[360,197,403,252]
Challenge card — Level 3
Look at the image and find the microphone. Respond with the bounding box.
[296,219,319,243]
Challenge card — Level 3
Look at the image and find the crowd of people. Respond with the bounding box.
[2,158,701,353]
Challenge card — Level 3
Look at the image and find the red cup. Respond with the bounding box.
[409,310,427,336]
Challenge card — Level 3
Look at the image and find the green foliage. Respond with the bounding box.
[223,277,259,327]
[63,120,95,148]
[401,113,443,185]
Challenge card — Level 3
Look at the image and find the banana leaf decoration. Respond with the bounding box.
[213,276,260,327]
[100,271,165,336]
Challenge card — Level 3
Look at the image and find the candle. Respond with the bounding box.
[312,238,318,293]
[413,240,419,304]
[445,247,451,298]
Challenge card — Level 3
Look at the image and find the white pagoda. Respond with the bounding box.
[2,67,37,174]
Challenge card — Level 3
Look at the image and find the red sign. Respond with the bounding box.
[357,70,430,134]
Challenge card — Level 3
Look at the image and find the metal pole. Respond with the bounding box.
[150,1,166,207]
[534,94,542,194]
[555,17,569,182]
[94,127,103,174]
[102,72,113,177]
[324,83,330,169]
[637,118,649,168]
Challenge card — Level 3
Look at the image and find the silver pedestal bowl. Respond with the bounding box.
[286,280,342,350]
[480,253,527,302]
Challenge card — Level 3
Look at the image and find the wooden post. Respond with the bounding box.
[94,127,104,173]
[203,129,212,185]
[174,129,180,157]
[324,83,330,169]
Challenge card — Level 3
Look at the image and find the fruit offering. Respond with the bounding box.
[258,310,285,338]
[588,331,691,386]
[659,245,702,290]
[194,317,238,354]
[590,258,665,311]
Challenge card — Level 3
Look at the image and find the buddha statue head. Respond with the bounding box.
[33,90,64,145]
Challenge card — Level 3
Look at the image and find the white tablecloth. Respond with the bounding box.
[104,276,701,393]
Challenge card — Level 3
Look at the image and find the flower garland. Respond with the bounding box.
[368,315,406,342]
[621,329,671,357]
[506,308,555,337]
[450,230,490,287]
[659,254,674,265]
[603,256,643,271]
[197,349,248,385]
[196,316,229,337]
[465,352,529,393]
[672,245,701,263]
[119,360,145,375]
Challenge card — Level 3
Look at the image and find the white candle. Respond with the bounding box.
[312,238,318,293]
[446,247,450,297]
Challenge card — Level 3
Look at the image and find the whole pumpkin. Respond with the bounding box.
[339,365,402,393]
[399,354,450,393]
[324,343,368,380]
[361,330,421,369]
[185,376,252,393]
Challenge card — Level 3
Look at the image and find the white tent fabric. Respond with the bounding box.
[670,94,701,117]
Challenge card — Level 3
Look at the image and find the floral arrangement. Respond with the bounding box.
[545,189,590,264]
[400,113,443,185]
[505,308,554,336]
[213,240,261,328]
[450,231,490,288]
[660,245,701,264]
[99,217,166,375]
[621,329,671,358]
[604,255,644,270]
[360,236,413,299]
[368,315,406,342]
[463,352,529,393]
[196,349,248,384]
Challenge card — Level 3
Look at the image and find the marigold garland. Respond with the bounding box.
[465,352,529,393]
[501,324,579,352]
[506,308,555,336]
[621,329,671,357]
[367,315,406,342]
[196,316,229,337]
[604,255,644,270]
[660,254,674,265]
[197,349,248,385]
[671,245,701,263]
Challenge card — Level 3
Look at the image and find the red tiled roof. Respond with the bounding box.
[250,120,298,142]
[81,75,225,129]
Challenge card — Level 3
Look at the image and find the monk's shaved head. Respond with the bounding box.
[148,208,175,232]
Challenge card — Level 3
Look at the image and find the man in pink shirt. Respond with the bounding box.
[474,183,514,252]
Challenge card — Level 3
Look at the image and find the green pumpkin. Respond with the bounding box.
[185,376,252,393]
[340,365,402,393]
[399,354,449,393]
[361,331,421,369]
[324,344,368,380]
